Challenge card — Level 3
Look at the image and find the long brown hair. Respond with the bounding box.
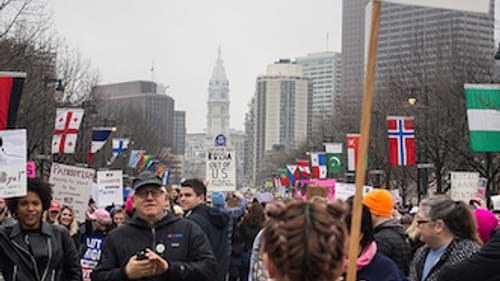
[241,202,265,227]
[263,200,346,281]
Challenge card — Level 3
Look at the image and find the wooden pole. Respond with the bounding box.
[345,1,381,281]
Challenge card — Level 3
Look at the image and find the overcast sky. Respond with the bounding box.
[49,0,342,133]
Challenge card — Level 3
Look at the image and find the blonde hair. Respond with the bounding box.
[55,205,79,236]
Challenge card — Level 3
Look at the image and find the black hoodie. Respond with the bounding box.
[186,204,230,281]
[91,212,216,281]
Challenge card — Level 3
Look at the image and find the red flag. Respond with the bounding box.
[387,116,416,166]
[296,160,311,178]
[0,72,26,130]
[52,108,84,154]
[347,134,360,171]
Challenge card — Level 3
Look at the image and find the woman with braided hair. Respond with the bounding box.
[262,200,347,281]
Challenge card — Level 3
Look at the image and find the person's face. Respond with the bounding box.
[48,210,59,222]
[133,185,167,220]
[415,209,439,246]
[113,212,126,225]
[179,187,204,212]
[59,208,73,226]
[171,189,178,198]
[16,191,43,230]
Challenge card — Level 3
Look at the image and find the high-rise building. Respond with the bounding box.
[296,51,341,118]
[173,111,186,155]
[339,0,494,130]
[94,80,175,148]
[252,59,312,183]
[243,97,256,187]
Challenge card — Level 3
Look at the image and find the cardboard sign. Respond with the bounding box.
[335,183,373,202]
[205,147,236,191]
[450,172,480,203]
[49,163,95,222]
[96,170,123,208]
[0,129,27,198]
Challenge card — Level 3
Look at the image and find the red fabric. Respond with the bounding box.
[296,160,311,178]
[53,111,79,153]
[387,117,416,166]
[0,77,13,130]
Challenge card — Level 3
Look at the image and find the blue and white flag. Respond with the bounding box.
[162,169,171,186]
[87,127,113,162]
[107,138,129,165]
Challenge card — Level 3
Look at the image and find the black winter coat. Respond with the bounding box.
[438,231,500,281]
[91,212,216,281]
[373,218,412,275]
[0,221,81,281]
[186,204,230,281]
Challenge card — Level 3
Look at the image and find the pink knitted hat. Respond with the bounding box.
[473,208,499,243]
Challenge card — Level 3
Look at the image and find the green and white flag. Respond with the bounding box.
[464,84,500,152]
[324,143,344,174]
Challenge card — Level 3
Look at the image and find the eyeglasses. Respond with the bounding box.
[416,220,432,225]
[135,188,165,198]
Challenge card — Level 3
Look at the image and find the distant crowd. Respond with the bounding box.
[0,172,499,281]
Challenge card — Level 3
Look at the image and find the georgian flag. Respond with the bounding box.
[310,152,327,179]
[51,108,84,154]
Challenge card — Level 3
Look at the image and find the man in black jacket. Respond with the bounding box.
[91,171,216,281]
[438,228,500,281]
[180,179,231,281]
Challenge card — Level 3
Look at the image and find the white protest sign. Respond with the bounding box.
[335,183,373,201]
[380,0,489,13]
[491,195,500,211]
[49,163,95,222]
[96,170,123,208]
[450,171,480,203]
[206,146,236,191]
[0,129,27,198]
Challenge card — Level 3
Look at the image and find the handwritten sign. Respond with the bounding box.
[205,147,236,191]
[450,172,480,203]
[96,170,123,208]
[49,163,94,222]
[0,129,27,198]
[335,183,373,202]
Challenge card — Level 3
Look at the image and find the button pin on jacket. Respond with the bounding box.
[156,243,166,254]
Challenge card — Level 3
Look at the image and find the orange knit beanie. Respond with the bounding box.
[362,189,393,218]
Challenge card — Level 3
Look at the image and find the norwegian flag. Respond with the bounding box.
[51,108,84,154]
[387,116,416,166]
[310,152,327,179]
[296,160,311,178]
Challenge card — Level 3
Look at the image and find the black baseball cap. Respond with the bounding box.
[132,171,163,190]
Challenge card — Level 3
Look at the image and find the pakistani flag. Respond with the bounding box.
[324,143,344,174]
[465,84,500,152]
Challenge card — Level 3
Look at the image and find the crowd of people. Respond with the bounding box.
[0,171,500,281]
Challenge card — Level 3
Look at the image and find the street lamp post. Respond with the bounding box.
[39,77,64,180]
[409,86,431,199]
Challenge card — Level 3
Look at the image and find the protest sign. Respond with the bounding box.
[0,129,27,198]
[49,163,94,222]
[96,170,123,208]
[450,172,480,203]
[205,146,236,191]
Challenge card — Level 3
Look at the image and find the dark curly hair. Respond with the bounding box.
[7,178,53,216]
[263,200,347,281]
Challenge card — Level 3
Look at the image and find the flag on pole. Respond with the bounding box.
[87,127,113,162]
[296,160,311,178]
[387,116,416,166]
[107,138,130,165]
[324,143,344,174]
[286,164,298,183]
[380,0,489,14]
[310,152,327,179]
[162,169,171,186]
[464,84,500,152]
[277,169,290,186]
[0,72,26,130]
[347,134,360,171]
[51,108,84,154]
[128,150,145,168]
